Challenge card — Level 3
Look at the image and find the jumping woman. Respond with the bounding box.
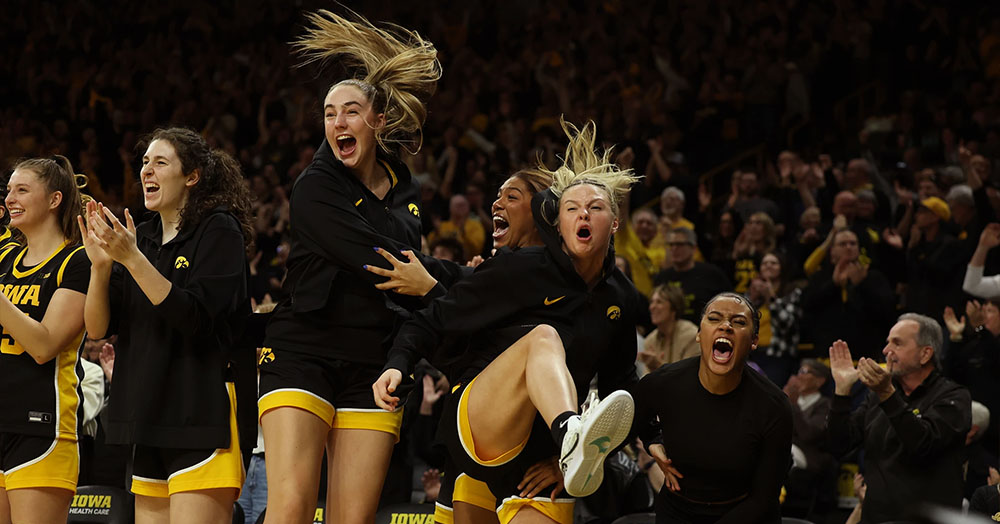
[258,10,461,524]
[375,120,640,524]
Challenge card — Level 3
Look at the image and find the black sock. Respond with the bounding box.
[550,410,577,445]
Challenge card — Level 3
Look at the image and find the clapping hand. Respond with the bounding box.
[829,340,859,396]
[943,306,966,339]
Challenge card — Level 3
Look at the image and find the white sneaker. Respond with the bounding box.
[558,389,635,497]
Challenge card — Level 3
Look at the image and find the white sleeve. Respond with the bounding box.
[963,265,1000,298]
[79,358,105,438]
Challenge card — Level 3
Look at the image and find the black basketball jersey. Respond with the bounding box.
[0,242,90,438]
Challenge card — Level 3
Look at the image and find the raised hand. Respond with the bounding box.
[979,223,1000,250]
[857,357,894,401]
[77,200,113,269]
[88,204,140,265]
[829,339,858,396]
[967,300,986,329]
[943,306,966,338]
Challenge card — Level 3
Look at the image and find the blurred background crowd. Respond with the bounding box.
[7,0,1000,522]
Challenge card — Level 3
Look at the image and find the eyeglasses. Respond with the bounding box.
[797,367,817,376]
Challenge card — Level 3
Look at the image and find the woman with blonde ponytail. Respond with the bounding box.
[0,155,90,524]
[258,10,463,524]
[374,120,642,524]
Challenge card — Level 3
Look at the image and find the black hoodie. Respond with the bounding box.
[265,140,464,364]
[105,210,252,450]
[385,188,640,401]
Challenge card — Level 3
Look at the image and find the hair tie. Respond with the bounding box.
[75,173,89,190]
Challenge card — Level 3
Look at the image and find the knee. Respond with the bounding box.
[526,324,564,354]
[265,493,318,523]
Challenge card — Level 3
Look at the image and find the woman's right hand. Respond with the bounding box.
[647,443,684,492]
[364,247,438,297]
[78,200,113,270]
[373,368,403,411]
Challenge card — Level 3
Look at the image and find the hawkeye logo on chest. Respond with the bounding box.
[408,203,420,217]
[174,256,189,269]
[1,284,41,306]
[606,305,621,320]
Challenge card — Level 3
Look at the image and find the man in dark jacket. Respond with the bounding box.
[802,229,895,359]
[828,313,972,524]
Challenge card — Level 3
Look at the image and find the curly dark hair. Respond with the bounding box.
[139,127,254,249]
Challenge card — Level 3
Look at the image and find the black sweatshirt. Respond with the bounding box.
[384,188,641,402]
[828,370,971,524]
[632,357,792,524]
[105,211,252,450]
[265,140,463,363]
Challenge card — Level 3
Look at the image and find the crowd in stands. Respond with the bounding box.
[7,0,1000,522]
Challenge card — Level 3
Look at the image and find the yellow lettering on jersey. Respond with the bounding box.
[313,508,323,521]
[7,284,25,305]
[21,285,39,306]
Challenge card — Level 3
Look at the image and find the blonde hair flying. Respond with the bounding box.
[295,9,441,155]
[543,118,640,218]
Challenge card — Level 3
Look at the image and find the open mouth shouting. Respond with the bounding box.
[144,181,161,195]
[576,224,592,241]
[492,213,509,241]
[712,336,734,364]
[335,134,357,158]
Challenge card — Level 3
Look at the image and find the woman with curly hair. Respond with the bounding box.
[0,155,90,524]
[80,127,254,523]
[256,10,463,524]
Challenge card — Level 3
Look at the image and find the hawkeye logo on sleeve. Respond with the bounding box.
[606,305,621,320]
[259,347,275,365]
[408,203,420,217]
[174,256,189,269]
[543,296,566,306]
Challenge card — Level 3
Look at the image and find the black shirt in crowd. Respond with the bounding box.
[828,370,971,524]
[654,262,732,324]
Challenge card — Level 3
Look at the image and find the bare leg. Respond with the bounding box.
[507,506,560,524]
[135,494,170,524]
[324,428,395,524]
[466,325,578,461]
[261,407,329,524]
[170,489,237,524]
[6,487,73,524]
[0,487,10,524]
[453,501,500,524]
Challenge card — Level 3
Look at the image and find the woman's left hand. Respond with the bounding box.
[648,443,684,492]
[88,205,140,265]
[364,247,438,297]
[517,457,564,499]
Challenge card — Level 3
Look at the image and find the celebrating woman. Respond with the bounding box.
[0,156,90,524]
[257,10,462,524]
[633,292,793,523]
[375,120,640,524]
[81,128,254,523]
